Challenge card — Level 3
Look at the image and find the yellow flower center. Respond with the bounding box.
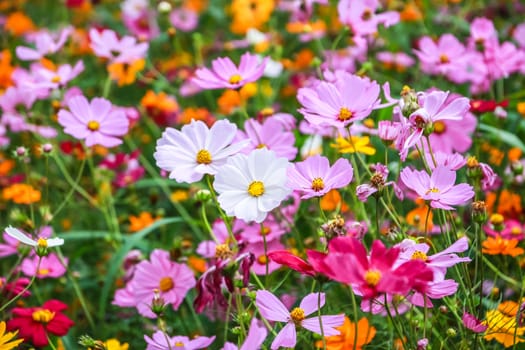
[290,307,306,325]
[174,341,184,347]
[32,309,55,323]
[38,268,50,275]
[311,177,325,192]
[256,143,267,149]
[51,75,61,83]
[215,244,233,260]
[364,269,382,286]
[257,254,268,265]
[196,149,212,164]
[511,227,522,235]
[229,74,242,85]
[87,120,100,131]
[439,54,450,64]
[426,187,440,195]
[490,213,504,225]
[260,226,270,236]
[159,277,174,292]
[37,237,48,248]
[433,121,446,134]
[248,181,265,197]
[411,250,428,261]
[338,107,352,121]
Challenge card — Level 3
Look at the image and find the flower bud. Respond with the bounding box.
[489,213,504,232]
[472,200,487,224]
[150,289,166,317]
[446,328,457,337]
[511,161,524,176]
[157,1,172,13]
[194,189,212,203]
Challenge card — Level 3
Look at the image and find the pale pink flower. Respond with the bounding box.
[223,318,267,350]
[21,253,67,279]
[337,0,399,36]
[145,331,215,350]
[88,28,149,63]
[58,95,129,147]
[238,118,297,160]
[256,290,344,350]
[242,239,284,275]
[16,26,72,61]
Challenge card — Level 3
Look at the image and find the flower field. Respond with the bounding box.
[1,0,525,349]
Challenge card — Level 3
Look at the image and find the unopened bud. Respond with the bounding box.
[446,328,457,337]
[14,146,28,158]
[511,161,524,176]
[472,201,487,224]
[150,289,166,317]
[194,189,212,203]
[158,1,172,13]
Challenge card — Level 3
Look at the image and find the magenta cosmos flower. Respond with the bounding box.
[287,155,353,199]
[192,52,267,90]
[154,119,248,183]
[145,331,215,350]
[297,72,381,128]
[307,237,434,299]
[256,290,344,350]
[113,249,195,318]
[58,95,129,147]
[400,165,474,210]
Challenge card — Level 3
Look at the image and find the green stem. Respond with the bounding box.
[0,257,40,312]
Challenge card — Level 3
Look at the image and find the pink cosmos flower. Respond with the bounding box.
[400,165,474,210]
[223,318,267,350]
[113,249,196,318]
[424,152,466,171]
[414,34,467,76]
[88,28,149,63]
[403,90,470,155]
[99,150,145,188]
[356,163,395,202]
[297,72,381,128]
[337,0,399,36]
[237,215,287,244]
[170,8,199,32]
[238,118,297,160]
[214,149,291,223]
[154,119,248,184]
[256,290,344,350]
[287,155,353,199]
[427,109,477,154]
[307,237,434,299]
[484,219,525,241]
[32,61,84,89]
[192,52,267,90]
[16,26,72,61]
[462,312,488,333]
[21,253,67,279]
[513,22,525,48]
[57,95,130,148]
[144,331,215,350]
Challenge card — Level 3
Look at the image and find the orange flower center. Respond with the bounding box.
[229,74,242,85]
[87,120,100,131]
[433,121,446,134]
[411,250,428,261]
[311,177,325,192]
[51,75,61,83]
[290,307,305,325]
[174,341,184,347]
[338,107,352,121]
[257,254,268,264]
[248,181,265,197]
[511,227,522,235]
[260,226,270,236]
[364,269,382,286]
[439,54,450,64]
[196,149,212,164]
[38,268,50,275]
[159,277,174,292]
[32,309,55,323]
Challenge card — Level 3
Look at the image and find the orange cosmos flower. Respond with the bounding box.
[482,236,524,257]
[406,199,434,232]
[4,11,35,36]
[178,107,214,126]
[2,184,41,204]
[485,190,522,218]
[0,50,15,92]
[129,212,159,232]
[484,307,525,348]
[107,59,145,86]
[320,189,349,213]
[316,316,376,350]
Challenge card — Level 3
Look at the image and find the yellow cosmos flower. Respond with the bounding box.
[331,136,376,155]
[0,321,24,350]
[484,308,525,348]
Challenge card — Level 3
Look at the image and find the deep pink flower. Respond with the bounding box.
[242,239,284,275]
[256,290,344,349]
[297,72,380,128]
[484,219,525,241]
[267,250,317,277]
[99,150,145,188]
[462,312,488,333]
[400,165,474,210]
[192,52,267,90]
[287,155,353,199]
[58,95,129,147]
[427,110,477,154]
[113,249,196,318]
[414,34,467,76]
[307,237,434,299]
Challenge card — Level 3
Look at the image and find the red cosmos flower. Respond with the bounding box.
[469,99,508,114]
[267,250,316,277]
[307,237,434,299]
[7,299,74,348]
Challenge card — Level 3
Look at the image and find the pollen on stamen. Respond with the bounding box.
[338,107,353,121]
[411,250,428,261]
[87,120,100,131]
[37,238,48,248]
[248,181,265,197]
[229,74,242,85]
[311,177,325,192]
[196,149,212,164]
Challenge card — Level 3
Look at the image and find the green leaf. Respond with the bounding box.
[479,123,525,152]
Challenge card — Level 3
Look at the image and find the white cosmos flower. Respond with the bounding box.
[214,148,291,223]
[4,226,64,248]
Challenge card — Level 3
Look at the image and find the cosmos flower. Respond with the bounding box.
[256,290,344,349]
[287,155,353,199]
[222,318,267,350]
[57,95,129,148]
[0,321,23,350]
[154,119,248,183]
[144,331,215,350]
[214,148,291,223]
[192,52,267,90]
[4,226,64,249]
[399,166,474,210]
